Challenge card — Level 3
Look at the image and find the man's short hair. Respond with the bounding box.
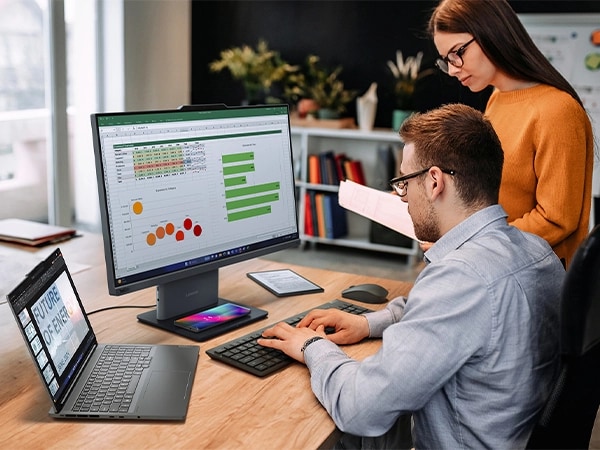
[400,103,503,207]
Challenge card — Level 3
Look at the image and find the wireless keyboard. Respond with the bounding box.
[206,299,373,377]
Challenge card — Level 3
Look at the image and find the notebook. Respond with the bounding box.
[0,218,77,246]
[6,248,199,420]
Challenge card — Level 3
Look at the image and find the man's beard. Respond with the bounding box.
[412,199,441,244]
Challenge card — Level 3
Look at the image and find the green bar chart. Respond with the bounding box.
[222,152,281,222]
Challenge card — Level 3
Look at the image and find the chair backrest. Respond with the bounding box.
[561,225,600,357]
[527,225,600,449]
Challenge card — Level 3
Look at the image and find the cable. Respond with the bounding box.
[86,304,155,315]
[1,298,153,314]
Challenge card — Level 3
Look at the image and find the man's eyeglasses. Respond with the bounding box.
[435,38,476,74]
[389,167,456,197]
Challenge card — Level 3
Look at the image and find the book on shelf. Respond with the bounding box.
[304,192,315,236]
[308,190,319,236]
[344,159,366,185]
[308,154,321,184]
[319,150,339,186]
[334,153,348,181]
[323,193,348,239]
[307,150,366,186]
[303,192,348,239]
[315,193,326,237]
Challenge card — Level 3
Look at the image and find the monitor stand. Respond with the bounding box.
[136,270,268,342]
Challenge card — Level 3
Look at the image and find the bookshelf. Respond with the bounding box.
[290,126,421,265]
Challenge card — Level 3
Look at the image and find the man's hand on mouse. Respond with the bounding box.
[258,322,326,363]
[299,309,370,345]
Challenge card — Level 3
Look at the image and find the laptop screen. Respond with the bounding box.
[6,249,96,409]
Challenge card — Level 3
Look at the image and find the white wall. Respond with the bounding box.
[124,0,191,111]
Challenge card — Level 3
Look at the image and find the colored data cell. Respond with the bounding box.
[156,226,165,239]
[194,224,202,236]
[130,143,207,180]
[133,146,184,178]
[183,218,193,230]
[176,230,185,241]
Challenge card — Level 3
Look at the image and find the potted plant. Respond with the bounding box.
[280,68,318,117]
[209,39,297,104]
[295,55,357,119]
[387,50,434,130]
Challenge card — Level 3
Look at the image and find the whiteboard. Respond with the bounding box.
[519,14,600,196]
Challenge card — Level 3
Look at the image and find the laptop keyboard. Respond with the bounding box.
[206,299,373,377]
[73,345,152,413]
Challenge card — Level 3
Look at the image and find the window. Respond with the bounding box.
[0,0,47,220]
[0,0,98,227]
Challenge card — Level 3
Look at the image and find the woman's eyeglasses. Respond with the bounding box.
[389,167,456,197]
[435,38,476,73]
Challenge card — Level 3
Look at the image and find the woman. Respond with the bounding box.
[428,0,594,267]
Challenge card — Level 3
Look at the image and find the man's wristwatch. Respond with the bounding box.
[301,336,324,353]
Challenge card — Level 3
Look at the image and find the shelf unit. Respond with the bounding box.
[290,126,421,265]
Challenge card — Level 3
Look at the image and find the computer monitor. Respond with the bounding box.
[91,104,299,339]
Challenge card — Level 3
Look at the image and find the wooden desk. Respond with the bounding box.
[0,233,412,449]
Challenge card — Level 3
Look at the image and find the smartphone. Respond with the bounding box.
[173,303,251,333]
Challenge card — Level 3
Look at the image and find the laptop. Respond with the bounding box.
[6,248,199,420]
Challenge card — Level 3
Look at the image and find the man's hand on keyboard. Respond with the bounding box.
[258,323,326,363]
[299,309,370,345]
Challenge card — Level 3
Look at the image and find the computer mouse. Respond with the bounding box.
[341,283,388,304]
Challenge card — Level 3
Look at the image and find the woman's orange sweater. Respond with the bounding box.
[486,84,594,267]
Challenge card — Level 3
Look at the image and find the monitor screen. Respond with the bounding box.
[91,104,299,337]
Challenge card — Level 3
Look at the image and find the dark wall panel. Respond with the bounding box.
[190,1,599,128]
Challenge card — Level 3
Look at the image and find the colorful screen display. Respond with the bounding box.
[173,303,251,332]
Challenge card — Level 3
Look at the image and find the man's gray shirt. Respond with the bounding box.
[305,205,564,449]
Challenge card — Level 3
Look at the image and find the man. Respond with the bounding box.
[258,104,565,449]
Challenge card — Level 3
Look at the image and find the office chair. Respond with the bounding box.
[527,225,600,449]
